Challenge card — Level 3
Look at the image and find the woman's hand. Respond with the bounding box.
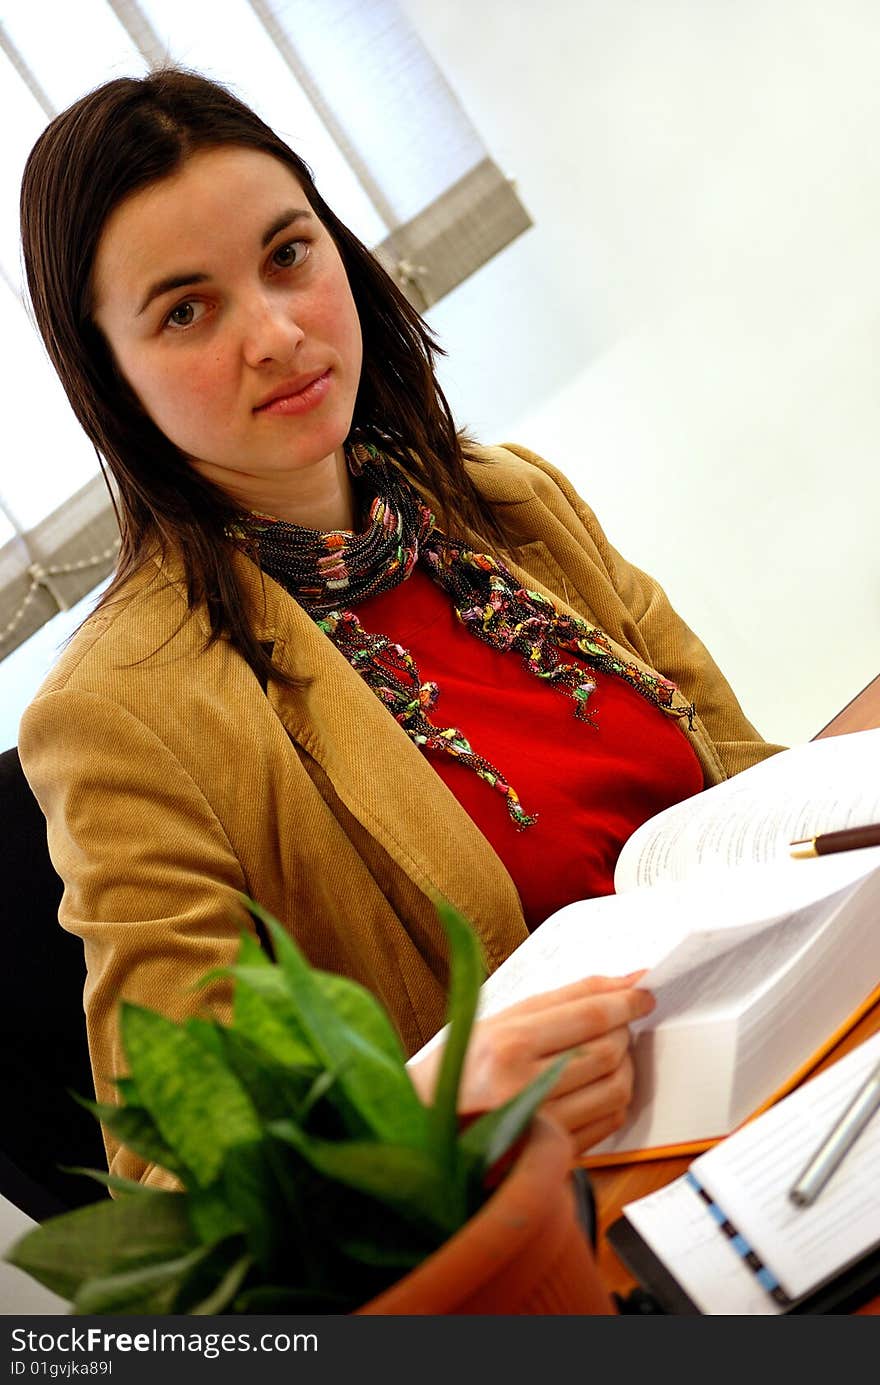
[409,973,655,1156]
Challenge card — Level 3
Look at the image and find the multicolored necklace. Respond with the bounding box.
[233,444,692,829]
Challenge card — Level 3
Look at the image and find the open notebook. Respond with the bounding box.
[609,1029,880,1314]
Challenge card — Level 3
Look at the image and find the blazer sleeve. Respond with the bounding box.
[499,442,786,778]
[19,686,253,1189]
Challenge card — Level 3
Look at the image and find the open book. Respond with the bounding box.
[609,1028,880,1314]
[411,728,880,1162]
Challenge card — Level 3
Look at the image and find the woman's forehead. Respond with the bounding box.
[104,145,311,241]
[91,147,314,314]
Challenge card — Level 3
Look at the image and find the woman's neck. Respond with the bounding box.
[236,447,356,531]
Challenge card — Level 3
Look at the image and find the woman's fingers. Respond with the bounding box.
[480,981,654,1062]
[542,1024,631,1099]
[570,1110,631,1158]
[493,971,650,1021]
[409,975,655,1127]
[457,994,648,1113]
[545,1052,636,1146]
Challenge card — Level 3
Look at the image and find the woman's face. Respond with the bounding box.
[91,145,364,517]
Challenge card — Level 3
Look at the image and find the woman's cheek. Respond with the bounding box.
[165,356,227,415]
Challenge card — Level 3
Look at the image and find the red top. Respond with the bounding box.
[355,567,704,929]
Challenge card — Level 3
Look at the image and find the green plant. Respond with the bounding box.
[6,897,567,1314]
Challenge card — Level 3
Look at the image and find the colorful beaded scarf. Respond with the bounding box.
[234,444,693,830]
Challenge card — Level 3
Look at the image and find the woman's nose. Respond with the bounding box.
[240,291,306,367]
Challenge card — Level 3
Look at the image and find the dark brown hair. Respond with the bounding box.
[20,67,509,685]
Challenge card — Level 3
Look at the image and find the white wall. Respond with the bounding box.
[401,0,880,746]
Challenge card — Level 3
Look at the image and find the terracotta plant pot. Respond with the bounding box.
[357,1115,616,1315]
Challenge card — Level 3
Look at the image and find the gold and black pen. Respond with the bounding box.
[790,823,880,859]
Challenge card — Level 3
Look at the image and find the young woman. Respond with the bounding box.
[18,68,778,1187]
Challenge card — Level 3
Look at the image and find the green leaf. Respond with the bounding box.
[5,1192,194,1301]
[113,1076,140,1103]
[186,1183,246,1247]
[459,1054,571,1176]
[73,1243,218,1316]
[338,1238,426,1269]
[184,1016,226,1059]
[219,1141,281,1272]
[234,1284,351,1313]
[244,899,428,1148]
[228,964,320,1068]
[57,1166,157,1199]
[186,1252,254,1315]
[234,928,271,969]
[256,1132,333,1290]
[299,1067,339,1121]
[229,927,320,1069]
[120,1003,262,1185]
[74,1095,186,1176]
[10,896,567,1318]
[315,971,407,1066]
[210,1026,317,1122]
[427,895,486,1176]
[269,1121,457,1236]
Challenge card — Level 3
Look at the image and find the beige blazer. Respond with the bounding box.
[19,443,780,1181]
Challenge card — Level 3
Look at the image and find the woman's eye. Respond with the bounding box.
[165,300,204,330]
[271,240,308,270]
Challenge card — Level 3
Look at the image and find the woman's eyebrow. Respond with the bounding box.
[261,206,313,247]
[136,208,314,316]
[137,271,209,316]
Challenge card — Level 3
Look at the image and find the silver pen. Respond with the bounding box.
[788,1057,880,1207]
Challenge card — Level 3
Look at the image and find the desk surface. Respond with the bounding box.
[592,675,880,1314]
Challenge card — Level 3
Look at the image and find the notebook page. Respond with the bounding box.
[620,1176,785,1315]
[690,1029,880,1302]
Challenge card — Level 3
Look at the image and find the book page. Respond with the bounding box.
[408,847,880,1073]
[637,848,880,1020]
[460,863,859,1027]
[478,850,880,1032]
[588,858,880,1153]
[638,897,842,1028]
[614,728,880,891]
[690,1029,880,1303]
[408,889,688,1063]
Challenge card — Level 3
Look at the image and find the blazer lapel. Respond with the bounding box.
[243,558,528,970]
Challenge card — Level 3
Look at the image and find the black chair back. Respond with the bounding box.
[1,746,107,1220]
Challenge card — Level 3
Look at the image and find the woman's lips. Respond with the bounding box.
[255,369,331,416]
